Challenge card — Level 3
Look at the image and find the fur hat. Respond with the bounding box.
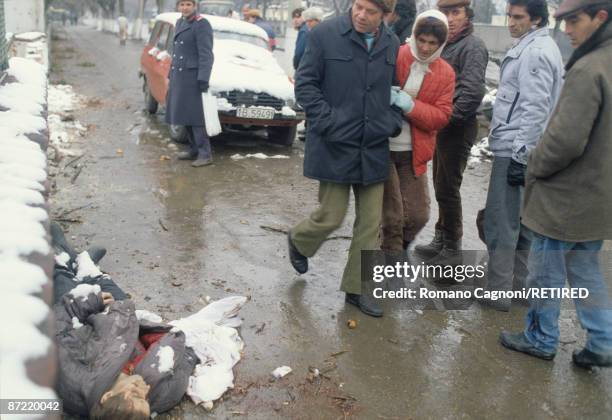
[436,0,471,8]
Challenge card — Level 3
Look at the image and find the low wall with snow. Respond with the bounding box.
[0,57,58,419]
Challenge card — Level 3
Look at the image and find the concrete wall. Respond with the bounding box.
[474,23,573,61]
[5,0,45,34]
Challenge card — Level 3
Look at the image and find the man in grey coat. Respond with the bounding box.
[478,0,564,311]
[166,0,214,167]
[287,0,401,317]
[500,0,612,368]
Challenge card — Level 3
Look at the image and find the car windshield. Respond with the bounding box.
[213,30,268,49]
[200,4,232,16]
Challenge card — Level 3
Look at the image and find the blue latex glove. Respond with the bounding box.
[390,86,414,112]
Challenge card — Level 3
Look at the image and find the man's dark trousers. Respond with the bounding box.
[432,118,478,242]
[186,126,212,160]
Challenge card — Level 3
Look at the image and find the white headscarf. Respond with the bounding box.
[402,10,449,97]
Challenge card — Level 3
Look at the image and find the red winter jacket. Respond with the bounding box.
[396,45,455,176]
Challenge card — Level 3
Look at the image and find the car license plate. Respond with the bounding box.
[236,107,275,120]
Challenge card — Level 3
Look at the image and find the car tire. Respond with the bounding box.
[143,80,158,115]
[267,125,297,147]
[169,125,189,144]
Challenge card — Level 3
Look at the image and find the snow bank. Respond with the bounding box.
[0,57,57,415]
[47,84,86,154]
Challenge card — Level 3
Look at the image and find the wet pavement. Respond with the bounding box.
[49,25,612,419]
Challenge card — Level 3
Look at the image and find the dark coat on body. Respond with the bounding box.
[55,291,198,417]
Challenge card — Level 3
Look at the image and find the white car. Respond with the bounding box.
[140,13,303,145]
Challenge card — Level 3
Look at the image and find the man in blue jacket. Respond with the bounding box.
[292,8,307,70]
[287,0,401,317]
[478,0,564,311]
[166,0,214,167]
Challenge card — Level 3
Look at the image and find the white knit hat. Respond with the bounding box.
[302,7,324,21]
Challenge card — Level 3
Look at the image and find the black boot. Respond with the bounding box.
[345,293,383,317]
[86,246,107,264]
[427,238,463,267]
[572,348,612,369]
[287,232,308,274]
[414,230,443,259]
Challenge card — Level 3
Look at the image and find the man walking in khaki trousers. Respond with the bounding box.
[287,0,401,317]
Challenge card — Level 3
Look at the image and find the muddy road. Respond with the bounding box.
[49,25,612,419]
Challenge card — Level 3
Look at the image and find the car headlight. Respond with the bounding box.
[285,98,296,108]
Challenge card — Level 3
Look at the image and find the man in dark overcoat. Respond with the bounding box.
[166,0,215,167]
[287,0,401,317]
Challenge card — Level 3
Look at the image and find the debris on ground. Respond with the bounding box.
[230,153,289,160]
[271,366,292,379]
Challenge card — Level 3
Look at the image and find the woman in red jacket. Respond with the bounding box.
[383,10,455,257]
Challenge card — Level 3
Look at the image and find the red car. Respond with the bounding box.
[139,13,304,146]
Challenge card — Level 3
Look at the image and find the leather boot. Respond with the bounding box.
[427,237,463,267]
[414,230,444,259]
[345,293,383,317]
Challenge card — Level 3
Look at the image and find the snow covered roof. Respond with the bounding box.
[156,13,268,41]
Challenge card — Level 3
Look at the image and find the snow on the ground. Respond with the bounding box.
[468,136,494,168]
[0,57,57,415]
[48,84,86,153]
[231,153,290,160]
[169,296,248,407]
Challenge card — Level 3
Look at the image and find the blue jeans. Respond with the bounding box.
[523,234,612,355]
